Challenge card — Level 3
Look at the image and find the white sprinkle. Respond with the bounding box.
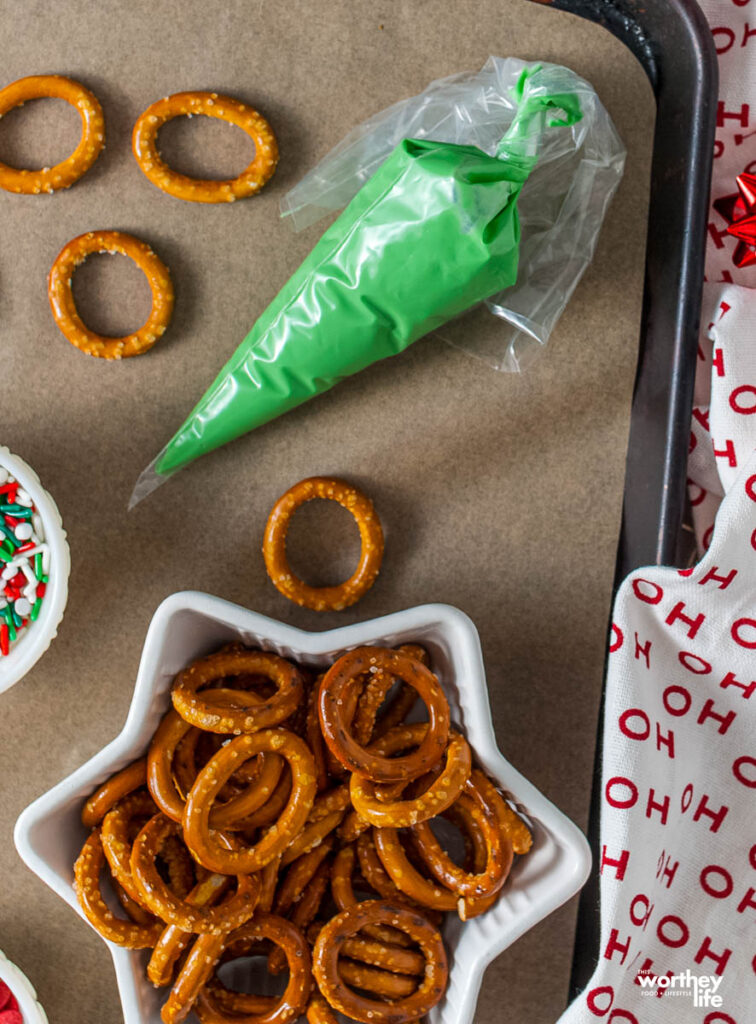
[32,514,45,541]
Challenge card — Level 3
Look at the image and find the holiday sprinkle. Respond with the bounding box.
[0,468,49,656]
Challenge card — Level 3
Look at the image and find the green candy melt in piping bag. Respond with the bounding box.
[132,67,581,505]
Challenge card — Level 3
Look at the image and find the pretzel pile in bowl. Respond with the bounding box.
[74,642,532,1024]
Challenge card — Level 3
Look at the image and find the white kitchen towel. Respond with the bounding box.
[559,3,756,1021]
[689,282,756,553]
[559,447,756,1023]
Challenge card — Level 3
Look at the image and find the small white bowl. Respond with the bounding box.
[14,592,590,1024]
[0,948,49,1024]
[0,446,70,694]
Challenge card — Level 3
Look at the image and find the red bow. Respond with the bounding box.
[714,172,756,269]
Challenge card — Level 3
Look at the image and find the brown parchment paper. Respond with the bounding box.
[0,1,654,1021]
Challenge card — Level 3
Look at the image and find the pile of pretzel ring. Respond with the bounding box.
[0,73,279,359]
[74,643,532,1024]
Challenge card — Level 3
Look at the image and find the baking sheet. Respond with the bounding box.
[0,1,654,1021]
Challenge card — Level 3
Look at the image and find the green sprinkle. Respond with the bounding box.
[0,504,32,519]
[34,553,43,579]
[11,609,22,629]
[0,547,12,563]
[3,608,16,642]
[0,524,19,549]
[31,598,42,622]
[42,574,49,584]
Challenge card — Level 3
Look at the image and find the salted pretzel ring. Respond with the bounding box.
[171,649,304,734]
[148,872,231,988]
[319,648,449,782]
[416,797,502,920]
[81,757,147,827]
[196,914,312,1024]
[182,730,316,874]
[0,74,104,194]
[162,930,228,1024]
[132,91,278,203]
[148,691,284,825]
[411,774,515,904]
[100,789,157,904]
[313,900,448,1024]
[330,844,414,949]
[263,477,384,612]
[350,725,471,827]
[469,768,533,854]
[307,923,425,977]
[74,830,163,949]
[373,827,457,912]
[130,813,260,932]
[48,230,174,359]
[349,643,427,746]
[278,861,329,962]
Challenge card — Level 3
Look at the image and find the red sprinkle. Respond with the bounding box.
[0,484,16,496]
[0,1009,23,1024]
[0,624,9,656]
[3,516,21,528]
[36,582,46,598]
[0,979,9,1010]
[15,542,34,554]
[11,572,25,588]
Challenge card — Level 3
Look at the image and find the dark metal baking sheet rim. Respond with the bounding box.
[527,0,718,997]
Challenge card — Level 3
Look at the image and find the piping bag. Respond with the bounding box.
[131,66,582,506]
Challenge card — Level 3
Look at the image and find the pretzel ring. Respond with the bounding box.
[48,230,174,359]
[468,768,533,855]
[196,914,312,1024]
[183,730,316,874]
[350,725,471,827]
[162,931,228,1024]
[263,477,384,612]
[100,789,157,904]
[172,649,304,734]
[234,768,292,830]
[306,993,338,1024]
[372,827,457,912]
[351,644,428,746]
[280,808,344,867]
[148,691,283,825]
[420,798,501,921]
[74,831,164,948]
[0,74,104,194]
[410,778,513,905]
[81,758,147,827]
[258,854,282,914]
[333,933,424,976]
[338,961,418,1000]
[319,648,449,782]
[355,831,427,911]
[132,91,278,203]
[148,872,230,987]
[274,841,333,918]
[313,900,448,1024]
[330,845,413,949]
[130,813,259,932]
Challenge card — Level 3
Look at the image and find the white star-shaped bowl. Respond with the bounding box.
[15,591,591,1024]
